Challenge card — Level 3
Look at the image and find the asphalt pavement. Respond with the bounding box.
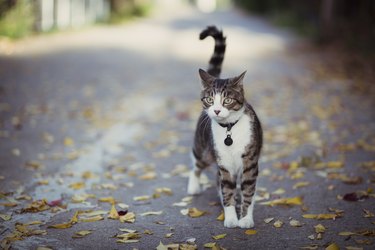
[0,2,374,250]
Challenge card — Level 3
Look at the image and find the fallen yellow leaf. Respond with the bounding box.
[325,243,339,250]
[48,221,73,229]
[133,195,151,201]
[64,137,74,146]
[293,181,310,189]
[79,215,104,223]
[289,219,303,227]
[188,207,206,218]
[69,182,85,190]
[139,172,157,180]
[119,212,136,223]
[216,211,224,221]
[108,204,119,220]
[264,217,274,224]
[165,233,173,238]
[273,220,283,228]
[140,211,163,216]
[73,230,92,238]
[212,233,226,240]
[98,197,116,204]
[302,214,338,220]
[204,242,217,248]
[245,229,257,235]
[314,224,326,233]
[261,196,303,206]
[0,214,11,221]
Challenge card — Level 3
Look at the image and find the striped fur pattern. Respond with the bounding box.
[199,26,226,77]
[188,26,263,228]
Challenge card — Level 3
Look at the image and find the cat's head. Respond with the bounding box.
[199,69,246,123]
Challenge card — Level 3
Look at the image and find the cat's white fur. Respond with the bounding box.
[188,94,256,228]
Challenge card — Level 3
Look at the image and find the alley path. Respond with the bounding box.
[1,2,374,249]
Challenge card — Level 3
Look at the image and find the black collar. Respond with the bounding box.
[218,120,239,131]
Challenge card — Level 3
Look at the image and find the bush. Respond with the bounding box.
[0,0,34,39]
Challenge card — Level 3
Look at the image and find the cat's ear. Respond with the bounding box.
[230,71,246,88]
[199,69,215,88]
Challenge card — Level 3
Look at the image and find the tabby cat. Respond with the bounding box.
[187,26,263,228]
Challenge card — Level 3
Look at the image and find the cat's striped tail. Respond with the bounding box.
[200,26,226,78]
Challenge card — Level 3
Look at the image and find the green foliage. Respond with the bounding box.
[109,0,152,24]
[234,0,320,39]
[0,1,34,39]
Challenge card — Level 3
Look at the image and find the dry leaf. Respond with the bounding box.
[212,233,226,240]
[188,208,206,218]
[73,230,92,238]
[139,172,157,180]
[48,221,73,229]
[272,188,286,195]
[363,209,374,218]
[264,217,274,224]
[64,137,74,146]
[245,229,257,235]
[118,203,129,209]
[144,230,153,235]
[79,215,104,223]
[345,247,363,250]
[289,219,303,227]
[204,242,217,248]
[119,228,137,233]
[326,243,339,250]
[155,187,173,196]
[119,212,136,223]
[156,241,169,250]
[108,204,119,220]
[165,233,174,238]
[69,182,85,190]
[140,211,163,216]
[71,194,95,203]
[21,199,50,213]
[37,180,49,185]
[314,224,326,233]
[133,195,151,201]
[273,220,283,228]
[98,197,116,204]
[293,182,310,189]
[116,232,141,243]
[217,211,224,221]
[303,214,338,220]
[36,247,53,250]
[261,196,303,206]
[0,214,11,221]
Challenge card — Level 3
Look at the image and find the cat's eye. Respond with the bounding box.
[204,97,214,104]
[223,98,233,105]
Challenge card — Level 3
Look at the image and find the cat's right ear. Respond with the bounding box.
[199,69,215,88]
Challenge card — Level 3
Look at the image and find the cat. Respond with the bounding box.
[187,26,263,228]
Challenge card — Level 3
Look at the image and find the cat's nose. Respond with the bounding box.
[214,110,221,115]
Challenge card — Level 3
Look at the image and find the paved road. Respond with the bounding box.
[1,2,374,250]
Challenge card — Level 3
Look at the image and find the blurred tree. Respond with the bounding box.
[234,0,375,52]
[0,0,34,38]
[109,0,151,22]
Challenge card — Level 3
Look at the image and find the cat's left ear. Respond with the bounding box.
[231,71,247,87]
[199,69,215,88]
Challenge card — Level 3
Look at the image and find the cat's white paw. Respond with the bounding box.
[238,216,254,228]
[223,205,238,228]
[187,172,201,195]
[224,216,238,228]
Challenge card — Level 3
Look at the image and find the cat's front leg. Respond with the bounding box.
[218,166,238,228]
[238,162,258,228]
[187,151,207,195]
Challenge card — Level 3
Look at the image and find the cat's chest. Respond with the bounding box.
[211,115,252,175]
